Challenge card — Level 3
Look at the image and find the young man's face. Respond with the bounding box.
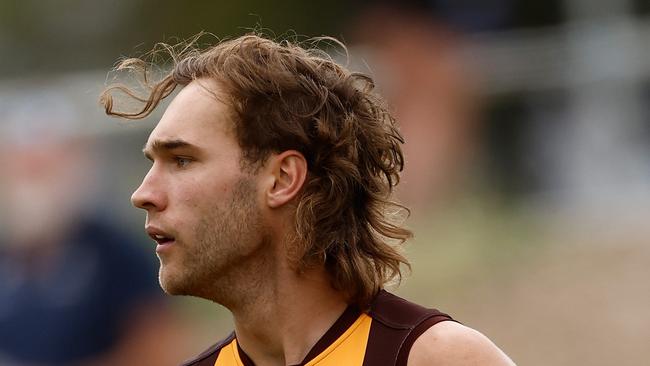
[132,79,267,299]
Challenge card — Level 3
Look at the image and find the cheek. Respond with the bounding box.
[172,163,248,213]
[175,176,233,213]
[207,168,245,195]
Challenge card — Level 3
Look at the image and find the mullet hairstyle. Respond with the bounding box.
[101,33,412,308]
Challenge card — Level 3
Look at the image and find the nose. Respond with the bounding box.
[131,169,167,212]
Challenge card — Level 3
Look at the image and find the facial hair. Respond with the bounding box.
[159,176,271,304]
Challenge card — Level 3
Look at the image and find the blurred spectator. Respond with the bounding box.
[351,2,481,213]
[0,86,186,365]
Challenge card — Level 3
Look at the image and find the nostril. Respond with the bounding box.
[132,195,151,210]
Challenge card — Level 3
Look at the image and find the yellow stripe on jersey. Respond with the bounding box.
[214,313,373,366]
[304,313,372,366]
[214,339,242,366]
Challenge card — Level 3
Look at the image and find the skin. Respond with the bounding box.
[132,79,348,365]
[132,78,514,366]
[408,322,516,366]
[134,79,258,302]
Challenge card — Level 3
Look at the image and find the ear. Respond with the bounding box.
[265,150,308,209]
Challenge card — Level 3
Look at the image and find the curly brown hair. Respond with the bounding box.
[101,33,412,307]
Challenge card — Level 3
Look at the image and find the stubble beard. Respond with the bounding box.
[160,176,271,304]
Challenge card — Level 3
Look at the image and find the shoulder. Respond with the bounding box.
[407,321,516,366]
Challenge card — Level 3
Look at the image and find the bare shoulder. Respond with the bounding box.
[407,321,516,366]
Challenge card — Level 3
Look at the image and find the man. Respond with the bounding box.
[102,34,515,365]
[0,84,186,365]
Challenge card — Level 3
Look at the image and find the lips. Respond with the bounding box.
[146,226,176,245]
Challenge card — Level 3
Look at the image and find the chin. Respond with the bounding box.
[159,265,209,298]
[158,266,188,295]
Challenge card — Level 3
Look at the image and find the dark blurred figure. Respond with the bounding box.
[0,88,186,365]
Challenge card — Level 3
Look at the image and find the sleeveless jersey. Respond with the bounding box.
[181,291,454,366]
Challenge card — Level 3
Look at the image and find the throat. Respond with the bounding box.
[230,289,351,366]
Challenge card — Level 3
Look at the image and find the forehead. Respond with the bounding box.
[147,79,235,148]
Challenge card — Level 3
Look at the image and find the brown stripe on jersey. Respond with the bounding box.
[362,322,410,366]
[236,342,256,366]
[362,291,454,366]
[395,315,455,366]
[181,332,235,366]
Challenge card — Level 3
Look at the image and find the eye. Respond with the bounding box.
[175,156,192,168]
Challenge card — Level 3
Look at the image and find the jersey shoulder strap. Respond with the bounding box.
[180,332,236,366]
[363,290,454,366]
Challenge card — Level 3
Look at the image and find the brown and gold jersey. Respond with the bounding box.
[181,291,454,366]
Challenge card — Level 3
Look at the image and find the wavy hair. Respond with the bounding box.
[101,33,412,307]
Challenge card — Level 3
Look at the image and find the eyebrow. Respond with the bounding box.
[142,139,195,160]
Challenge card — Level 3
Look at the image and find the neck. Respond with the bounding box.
[224,260,348,366]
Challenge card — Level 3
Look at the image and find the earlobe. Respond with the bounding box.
[267,150,307,209]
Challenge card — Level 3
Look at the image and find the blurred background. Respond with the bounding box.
[1,0,649,365]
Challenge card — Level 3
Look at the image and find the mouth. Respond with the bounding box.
[146,226,176,246]
[151,234,174,245]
